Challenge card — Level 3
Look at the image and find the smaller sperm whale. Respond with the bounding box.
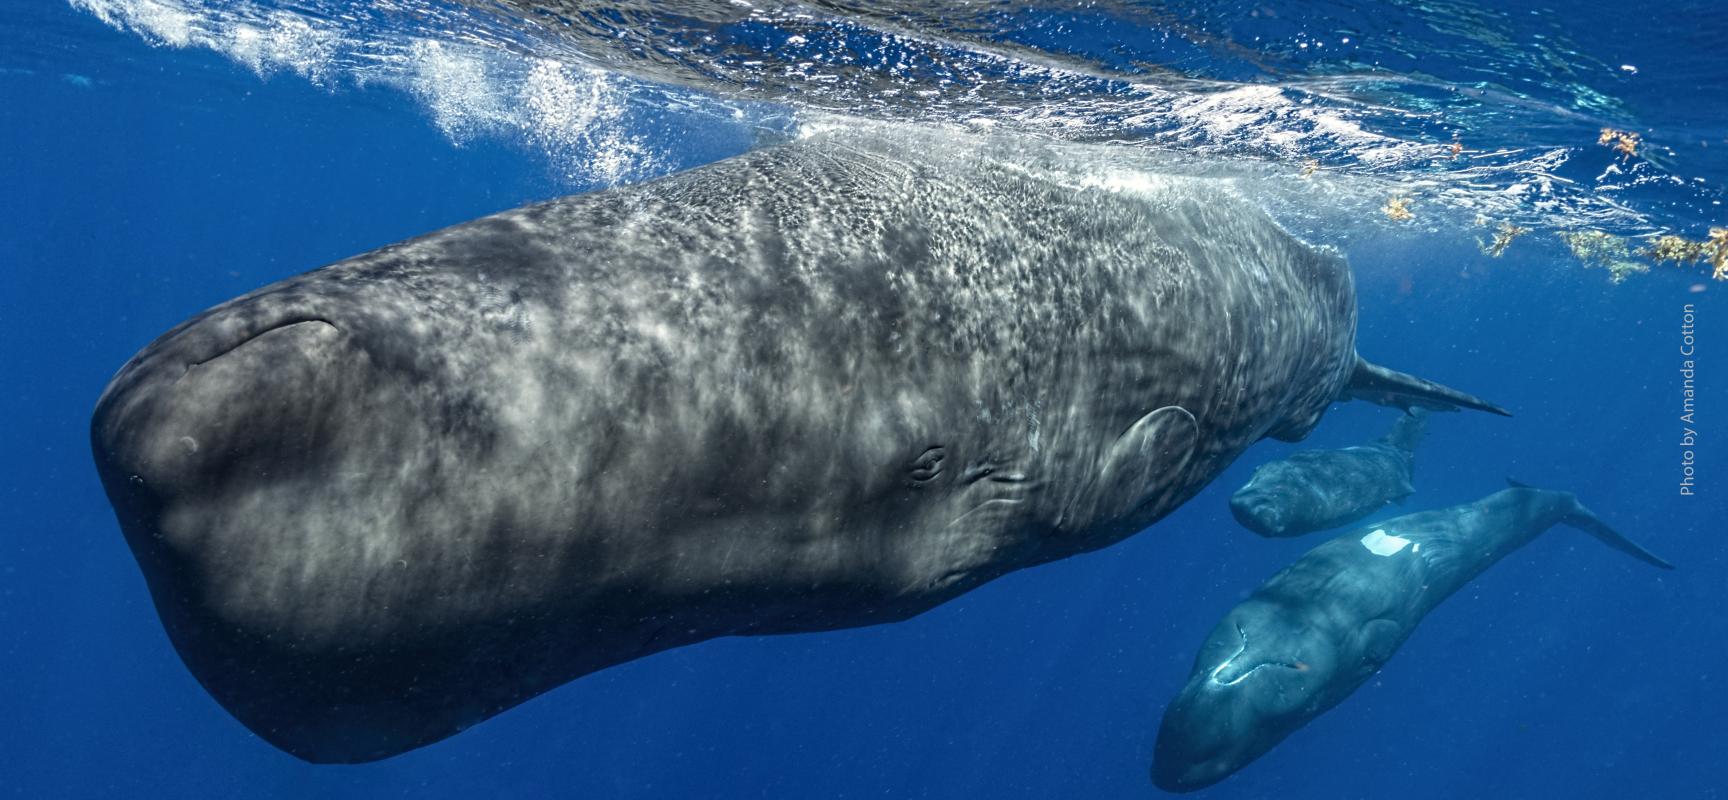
[1229,409,1429,537]
[1153,481,1671,793]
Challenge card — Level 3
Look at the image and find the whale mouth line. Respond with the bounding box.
[1209,624,1305,686]
[184,318,342,373]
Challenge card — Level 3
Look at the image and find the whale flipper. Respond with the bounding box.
[1097,405,1199,521]
[1344,356,1512,416]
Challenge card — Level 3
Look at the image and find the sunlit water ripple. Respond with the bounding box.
[32,0,1728,278]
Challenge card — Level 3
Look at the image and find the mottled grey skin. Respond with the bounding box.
[90,128,1507,763]
[1154,483,1672,793]
[1229,408,1429,537]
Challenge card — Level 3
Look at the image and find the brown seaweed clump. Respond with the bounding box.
[1709,227,1728,281]
[1479,221,1528,258]
[1644,229,1728,281]
[1382,196,1414,222]
[1559,229,1648,283]
[1646,234,1706,266]
[1598,128,1640,160]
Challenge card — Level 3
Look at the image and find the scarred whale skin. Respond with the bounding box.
[1229,408,1429,537]
[90,128,1505,763]
[1153,483,1671,793]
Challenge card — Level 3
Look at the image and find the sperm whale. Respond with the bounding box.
[91,128,1508,762]
[1230,409,1429,537]
[1155,481,1670,792]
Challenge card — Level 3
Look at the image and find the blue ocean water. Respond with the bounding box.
[2,0,1724,797]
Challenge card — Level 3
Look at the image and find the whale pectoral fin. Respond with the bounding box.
[1095,405,1199,522]
[1355,618,1405,675]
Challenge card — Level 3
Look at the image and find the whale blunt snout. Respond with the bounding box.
[90,302,546,764]
[1228,491,1285,536]
[1151,755,1233,794]
[93,314,351,531]
[1152,694,1246,793]
[90,308,402,758]
[91,311,365,638]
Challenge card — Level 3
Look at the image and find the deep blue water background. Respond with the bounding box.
[3,2,1724,797]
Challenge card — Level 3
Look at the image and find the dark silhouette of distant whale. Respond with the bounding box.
[90,128,1509,763]
[1230,408,1429,537]
[1153,481,1671,792]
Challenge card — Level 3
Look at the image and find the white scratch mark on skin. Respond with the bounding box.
[1360,528,1413,557]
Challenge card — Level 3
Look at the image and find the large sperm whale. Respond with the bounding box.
[1229,408,1429,537]
[90,127,1508,763]
[1153,481,1671,793]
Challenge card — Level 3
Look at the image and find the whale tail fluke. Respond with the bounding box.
[1344,356,1512,417]
[1506,479,1675,570]
[1564,506,1675,570]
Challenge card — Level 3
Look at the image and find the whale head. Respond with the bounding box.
[1227,463,1320,538]
[88,257,555,762]
[1152,606,1340,792]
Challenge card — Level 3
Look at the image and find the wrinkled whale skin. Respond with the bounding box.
[91,129,1492,762]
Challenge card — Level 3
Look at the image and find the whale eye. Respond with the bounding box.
[907,446,946,486]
